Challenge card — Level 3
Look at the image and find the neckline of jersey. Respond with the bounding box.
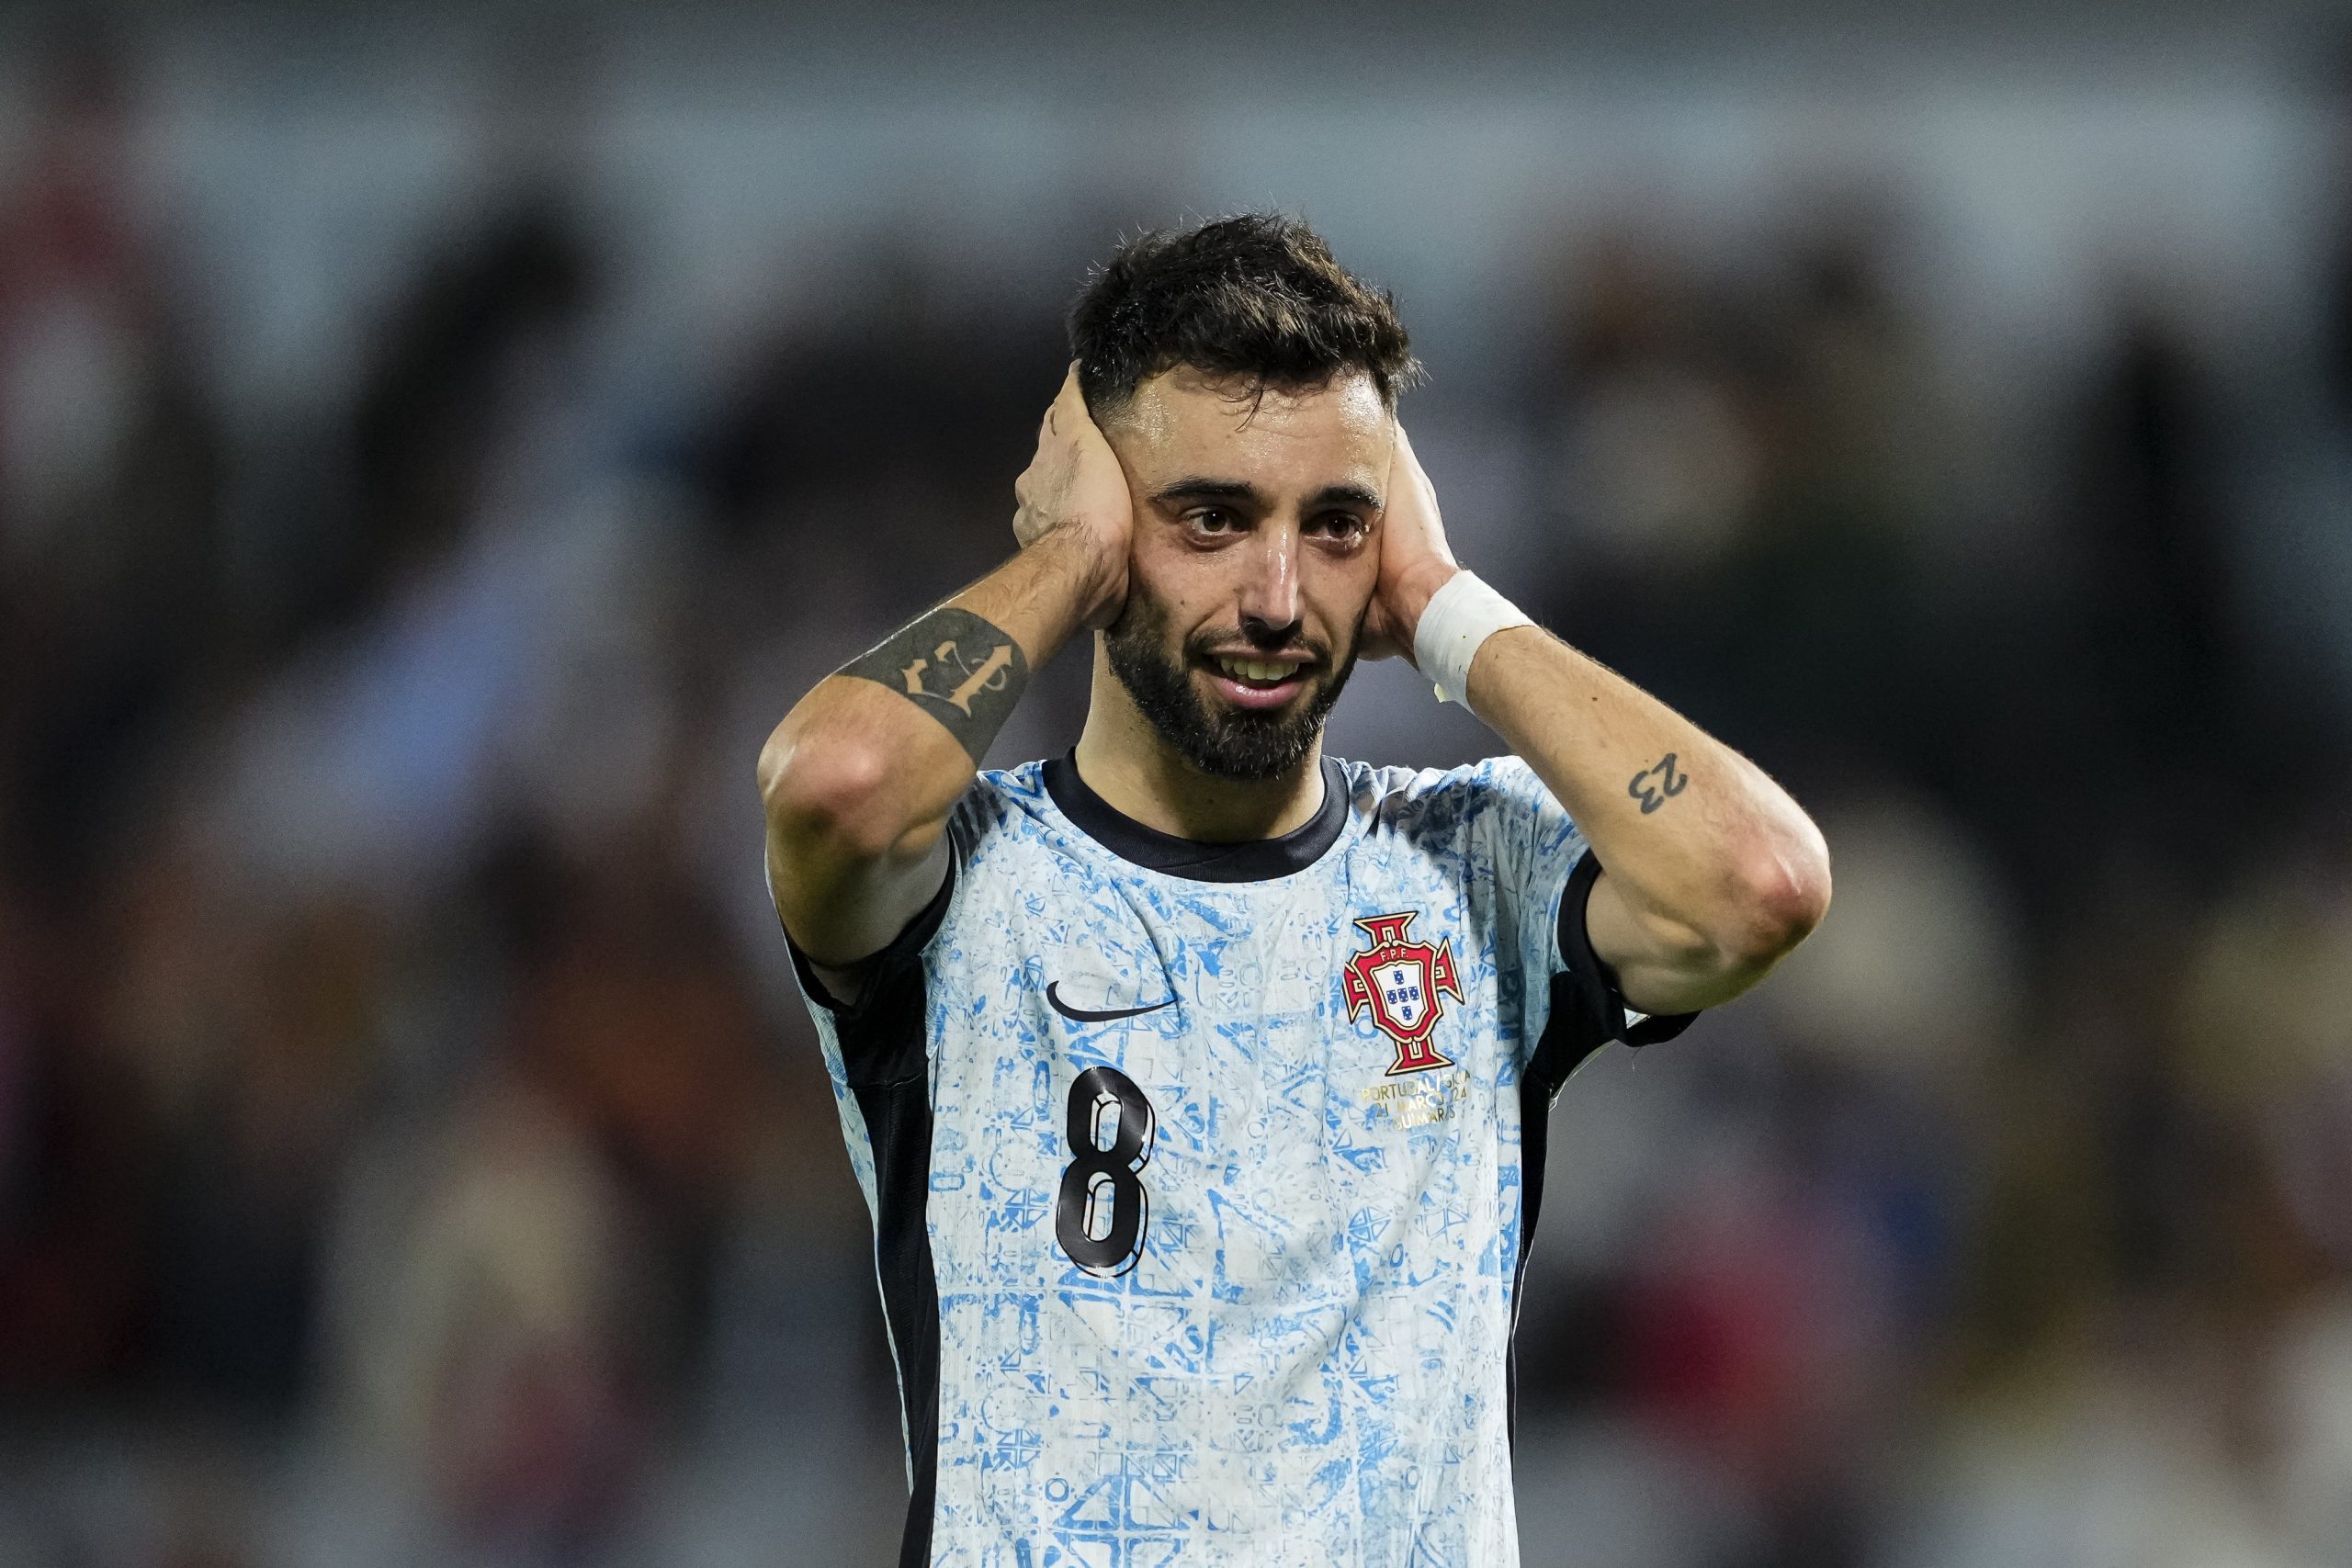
[1040,750,1352,883]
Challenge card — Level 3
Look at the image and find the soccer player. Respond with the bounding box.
[757,214,1831,1567]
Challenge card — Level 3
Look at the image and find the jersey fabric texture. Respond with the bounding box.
[780,752,1697,1568]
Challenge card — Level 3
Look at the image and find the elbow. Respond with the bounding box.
[1720,826,1832,969]
[757,724,905,864]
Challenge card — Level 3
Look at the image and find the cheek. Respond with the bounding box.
[1124,548,1216,642]
[1306,555,1381,642]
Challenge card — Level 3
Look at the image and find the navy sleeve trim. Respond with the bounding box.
[1559,848,1702,1049]
[786,863,953,1030]
[1527,849,1701,1099]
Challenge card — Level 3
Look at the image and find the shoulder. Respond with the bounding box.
[1340,753,1558,835]
[932,758,1101,913]
[947,759,1053,848]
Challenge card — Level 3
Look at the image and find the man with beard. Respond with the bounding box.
[757,214,1831,1567]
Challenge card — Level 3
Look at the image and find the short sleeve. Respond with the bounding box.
[783,860,954,1016]
[1438,756,1700,1097]
[769,785,983,1088]
[1533,850,1701,1098]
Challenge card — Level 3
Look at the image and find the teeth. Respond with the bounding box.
[1216,657,1302,683]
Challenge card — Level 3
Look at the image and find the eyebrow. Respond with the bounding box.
[1313,481,1385,513]
[1152,478,1261,507]
[1150,478,1385,511]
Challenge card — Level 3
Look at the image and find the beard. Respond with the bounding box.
[1103,583,1359,782]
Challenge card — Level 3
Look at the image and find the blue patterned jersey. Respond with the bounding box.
[779,752,1696,1568]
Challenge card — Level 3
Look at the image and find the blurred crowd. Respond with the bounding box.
[2,16,2351,1568]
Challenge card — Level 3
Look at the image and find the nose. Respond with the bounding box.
[1236,525,1302,645]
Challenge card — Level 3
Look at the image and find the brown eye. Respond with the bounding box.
[1189,509,1236,534]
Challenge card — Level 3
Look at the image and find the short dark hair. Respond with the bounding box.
[1069,213,1420,422]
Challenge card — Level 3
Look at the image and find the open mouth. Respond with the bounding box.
[1200,652,1314,711]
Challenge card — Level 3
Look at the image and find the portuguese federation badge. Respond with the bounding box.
[1343,911,1465,1077]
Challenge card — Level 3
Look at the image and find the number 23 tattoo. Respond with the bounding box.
[1627,752,1689,814]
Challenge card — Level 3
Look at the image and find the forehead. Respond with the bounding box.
[1110,367,1389,488]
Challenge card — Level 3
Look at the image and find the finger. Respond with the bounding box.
[1046,364,1082,432]
[1391,420,1421,476]
[1055,363,1094,424]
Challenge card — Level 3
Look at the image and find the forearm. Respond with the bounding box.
[758,525,1106,917]
[759,366,1134,968]
[1462,621,1829,971]
[1370,424,1823,1010]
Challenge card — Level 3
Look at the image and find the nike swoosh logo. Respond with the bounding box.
[1046,983,1177,1023]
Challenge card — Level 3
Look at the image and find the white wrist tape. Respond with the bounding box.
[1413,570,1534,705]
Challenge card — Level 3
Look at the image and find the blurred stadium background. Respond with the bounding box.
[3,3,2352,1563]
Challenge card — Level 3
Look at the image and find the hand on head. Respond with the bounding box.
[1357,421,1462,665]
[1014,365,1134,630]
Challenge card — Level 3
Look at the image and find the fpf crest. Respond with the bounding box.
[1342,911,1464,1077]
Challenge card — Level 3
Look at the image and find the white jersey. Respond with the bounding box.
[781,753,1695,1568]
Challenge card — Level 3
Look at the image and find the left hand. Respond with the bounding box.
[1358,421,1463,664]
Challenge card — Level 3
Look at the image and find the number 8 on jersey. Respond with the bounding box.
[1054,1066,1157,1278]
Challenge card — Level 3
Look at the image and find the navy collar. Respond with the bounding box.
[1043,750,1350,883]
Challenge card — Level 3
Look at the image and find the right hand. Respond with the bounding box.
[1013,364,1133,629]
